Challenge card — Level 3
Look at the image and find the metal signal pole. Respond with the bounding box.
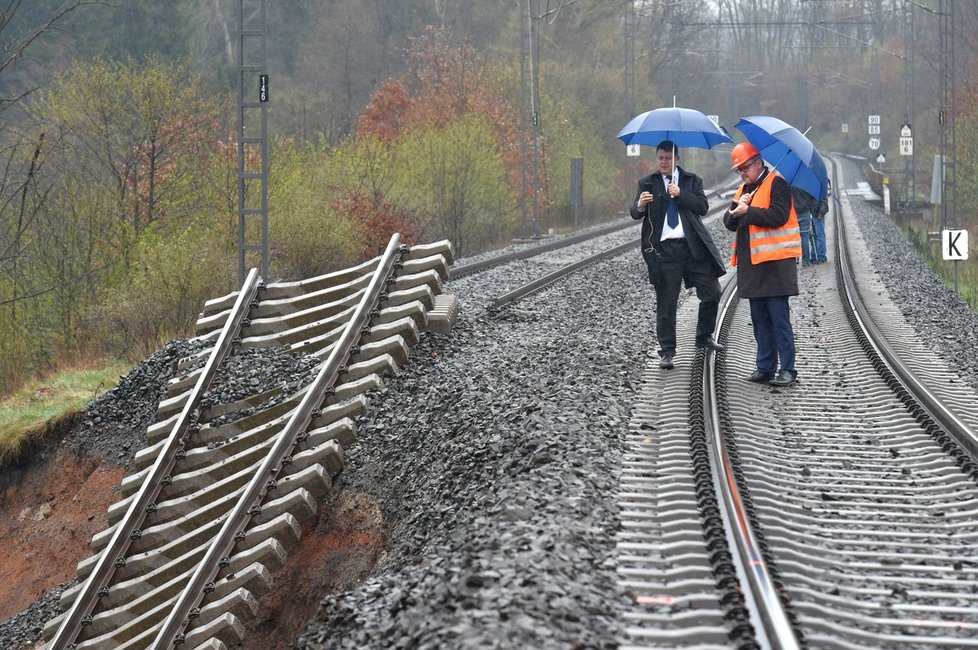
[939,0,958,292]
[623,2,637,213]
[903,0,916,208]
[237,0,269,285]
[939,0,955,232]
[518,0,541,239]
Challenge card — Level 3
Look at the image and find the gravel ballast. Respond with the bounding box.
[3,158,978,648]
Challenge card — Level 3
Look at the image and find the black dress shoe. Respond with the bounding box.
[696,337,725,352]
[746,370,775,383]
[768,370,797,387]
[659,354,674,370]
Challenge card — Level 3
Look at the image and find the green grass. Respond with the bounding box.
[0,361,132,466]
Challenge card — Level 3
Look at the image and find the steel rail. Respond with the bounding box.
[449,218,638,279]
[47,267,263,650]
[450,183,732,279]
[705,277,803,650]
[831,157,978,459]
[489,239,636,310]
[153,233,404,648]
[488,198,734,311]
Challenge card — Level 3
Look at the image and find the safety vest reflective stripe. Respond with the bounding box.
[731,172,802,266]
[749,226,802,253]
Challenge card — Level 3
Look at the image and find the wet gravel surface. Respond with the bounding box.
[3,158,978,648]
[297,236,654,649]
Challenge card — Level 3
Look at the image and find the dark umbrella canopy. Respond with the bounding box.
[617,107,734,149]
[734,115,829,200]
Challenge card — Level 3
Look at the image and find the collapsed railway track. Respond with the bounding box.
[42,236,458,649]
[618,155,978,648]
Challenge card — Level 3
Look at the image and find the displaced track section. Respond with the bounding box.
[43,235,457,650]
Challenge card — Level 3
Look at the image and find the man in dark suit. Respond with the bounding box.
[629,140,726,369]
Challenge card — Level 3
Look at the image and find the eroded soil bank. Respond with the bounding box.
[0,449,387,650]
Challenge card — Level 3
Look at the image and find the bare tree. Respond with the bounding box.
[1,0,105,293]
[0,0,106,110]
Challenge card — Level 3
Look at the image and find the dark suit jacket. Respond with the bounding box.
[629,167,726,285]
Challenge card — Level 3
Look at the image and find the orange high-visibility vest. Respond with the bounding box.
[731,172,802,266]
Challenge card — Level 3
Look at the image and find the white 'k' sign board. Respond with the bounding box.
[942,229,969,261]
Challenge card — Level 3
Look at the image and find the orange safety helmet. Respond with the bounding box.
[730,142,761,169]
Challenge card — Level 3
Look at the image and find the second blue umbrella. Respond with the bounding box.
[734,115,828,200]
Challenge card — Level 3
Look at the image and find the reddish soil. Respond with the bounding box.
[0,452,125,620]
[245,490,387,649]
[0,451,386,647]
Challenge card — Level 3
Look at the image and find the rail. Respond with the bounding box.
[47,268,263,650]
[153,233,404,647]
[706,276,802,650]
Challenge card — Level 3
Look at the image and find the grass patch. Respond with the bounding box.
[0,360,133,467]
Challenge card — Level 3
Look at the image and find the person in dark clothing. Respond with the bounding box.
[791,186,818,266]
[723,142,802,387]
[630,140,727,370]
[812,187,829,263]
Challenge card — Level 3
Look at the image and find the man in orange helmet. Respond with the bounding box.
[723,142,802,387]
[630,140,726,370]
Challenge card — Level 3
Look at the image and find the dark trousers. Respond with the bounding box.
[748,295,796,374]
[652,239,721,356]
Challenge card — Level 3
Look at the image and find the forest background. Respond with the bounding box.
[1,0,978,399]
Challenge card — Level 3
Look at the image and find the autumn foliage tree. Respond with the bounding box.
[351,28,522,252]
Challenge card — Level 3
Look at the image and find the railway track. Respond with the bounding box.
[42,235,457,649]
[618,155,978,648]
[484,186,736,311]
[30,158,978,648]
[35,187,678,649]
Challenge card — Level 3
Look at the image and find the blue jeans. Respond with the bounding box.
[749,296,796,375]
[812,216,827,262]
[796,211,814,264]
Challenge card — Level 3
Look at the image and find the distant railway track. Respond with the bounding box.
[481,185,737,311]
[42,235,457,649]
[618,155,978,648]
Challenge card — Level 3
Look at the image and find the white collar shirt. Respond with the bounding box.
[660,170,686,240]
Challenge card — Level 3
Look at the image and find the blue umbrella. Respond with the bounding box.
[617,107,734,149]
[734,115,829,200]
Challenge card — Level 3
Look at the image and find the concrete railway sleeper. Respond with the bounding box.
[42,235,458,649]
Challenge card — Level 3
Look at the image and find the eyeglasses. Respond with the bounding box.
[736,158,758,174]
